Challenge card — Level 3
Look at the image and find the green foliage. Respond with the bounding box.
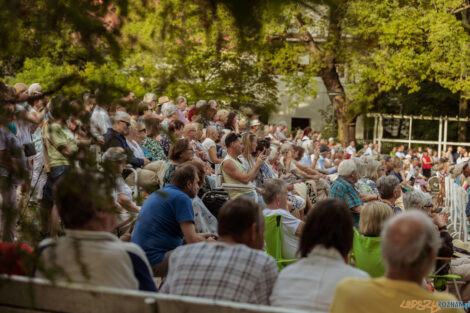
[345,0,470,115]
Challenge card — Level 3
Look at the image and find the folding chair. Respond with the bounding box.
[428,257,464,301]
[264,215,298,270]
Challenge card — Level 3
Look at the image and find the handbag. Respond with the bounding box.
[201,189,229,218]
[23,142,37,157]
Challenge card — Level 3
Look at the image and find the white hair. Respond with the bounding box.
[351,158,366,178]
[162,104,179,117]
[113,111,131,123]
[381,211,441,272]
[403,189,429,210]
[27,83,43,96]
[206,125,218,137]
[280,143,292,154]
[143,93,156,102]
[338,159,357,177]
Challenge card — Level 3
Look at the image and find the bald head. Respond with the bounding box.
[382,211,440,277]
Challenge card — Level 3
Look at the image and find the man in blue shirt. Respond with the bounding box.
[132,164,217,277]
[316,144,337,174]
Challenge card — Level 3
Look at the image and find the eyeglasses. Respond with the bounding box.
[120,120,130,127]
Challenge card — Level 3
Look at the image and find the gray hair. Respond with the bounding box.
[113,111,131,124]
[268,147,279,162]
[376,175,400,199]
[206,125,218,137]
[338,159,357,177]
[162,104,179,117]
[176,96,187,105]
[278,121,287,127]
[381,211,441,273]
[363,159,382,180]
[143,93,156,103]
[261,179,287,204]
[280,143,292,154]
[351,158,366,178]
[404,189,429,211]
[102,147,127,162]
[196,100,207,108]
[208,99,217,107]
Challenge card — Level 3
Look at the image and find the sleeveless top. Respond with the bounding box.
[221,154,255,199]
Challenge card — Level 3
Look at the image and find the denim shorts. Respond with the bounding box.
[40,165,70,210]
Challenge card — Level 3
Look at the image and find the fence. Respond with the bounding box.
[445,176,468,242]
[366,113,470,156]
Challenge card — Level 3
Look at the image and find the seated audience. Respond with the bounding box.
[187,159,218,234]
[161,198,278,304]
[262,179,304,259]
[162,138,194,186]
[404,190,453,275]
[351,201,392,277]
[376,175,403,213]
[356,158,381,196]
[331,211,462,313]
[221,133,265,204]
[142,118,167,162]
[270,199,368,312]
[160,119,184,156]
[104,111,149,169]
[37,170,157,291]
[131,164,216,277]
[328,160,368,225]
[202,126,222,165]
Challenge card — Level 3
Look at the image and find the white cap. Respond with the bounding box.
[251,119,261,127]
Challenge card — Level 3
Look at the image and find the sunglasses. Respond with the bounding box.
[139,128,147,133]
[120,120,130,127]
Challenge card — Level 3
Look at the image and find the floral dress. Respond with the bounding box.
[357,178,379,196]
[142,137,168,162]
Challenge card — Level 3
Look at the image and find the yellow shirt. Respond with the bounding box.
[330,277,464,313]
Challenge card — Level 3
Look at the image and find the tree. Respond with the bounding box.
[344,0,470,140]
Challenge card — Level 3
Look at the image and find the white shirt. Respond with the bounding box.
[127,139,145,159]
[457,156,469,164]
[346,145,356,155]
[202,138,216,163]
[90,106,112,141]
[263,209,301,259]
[395,151,405,158]
[270,245,369,312]
[37,230,155,291]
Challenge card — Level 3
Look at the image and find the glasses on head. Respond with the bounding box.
[139,128,147,133]
[120,120,130,127]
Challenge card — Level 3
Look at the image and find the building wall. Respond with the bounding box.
[269,76,332,132]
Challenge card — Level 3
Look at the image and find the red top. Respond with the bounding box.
[0,242,33,276]
[422,155,432,169]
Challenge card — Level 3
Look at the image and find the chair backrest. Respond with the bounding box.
[264,215,283,261]
[350,228,384,278]
[0,275,310,313]
[215,164,223,188]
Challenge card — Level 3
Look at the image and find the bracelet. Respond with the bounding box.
[438,225,447,231]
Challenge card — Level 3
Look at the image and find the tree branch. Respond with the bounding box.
[295,13,321,55]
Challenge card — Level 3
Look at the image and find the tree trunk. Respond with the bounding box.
[459,94,468,142]
[321,65,352,143]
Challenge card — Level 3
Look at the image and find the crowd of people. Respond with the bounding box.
[1,83,469,312]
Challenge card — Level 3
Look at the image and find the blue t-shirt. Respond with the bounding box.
[131,184,194,265]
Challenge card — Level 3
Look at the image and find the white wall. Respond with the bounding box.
[269,76,332,132]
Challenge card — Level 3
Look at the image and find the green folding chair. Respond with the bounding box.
[264,215,298,270]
